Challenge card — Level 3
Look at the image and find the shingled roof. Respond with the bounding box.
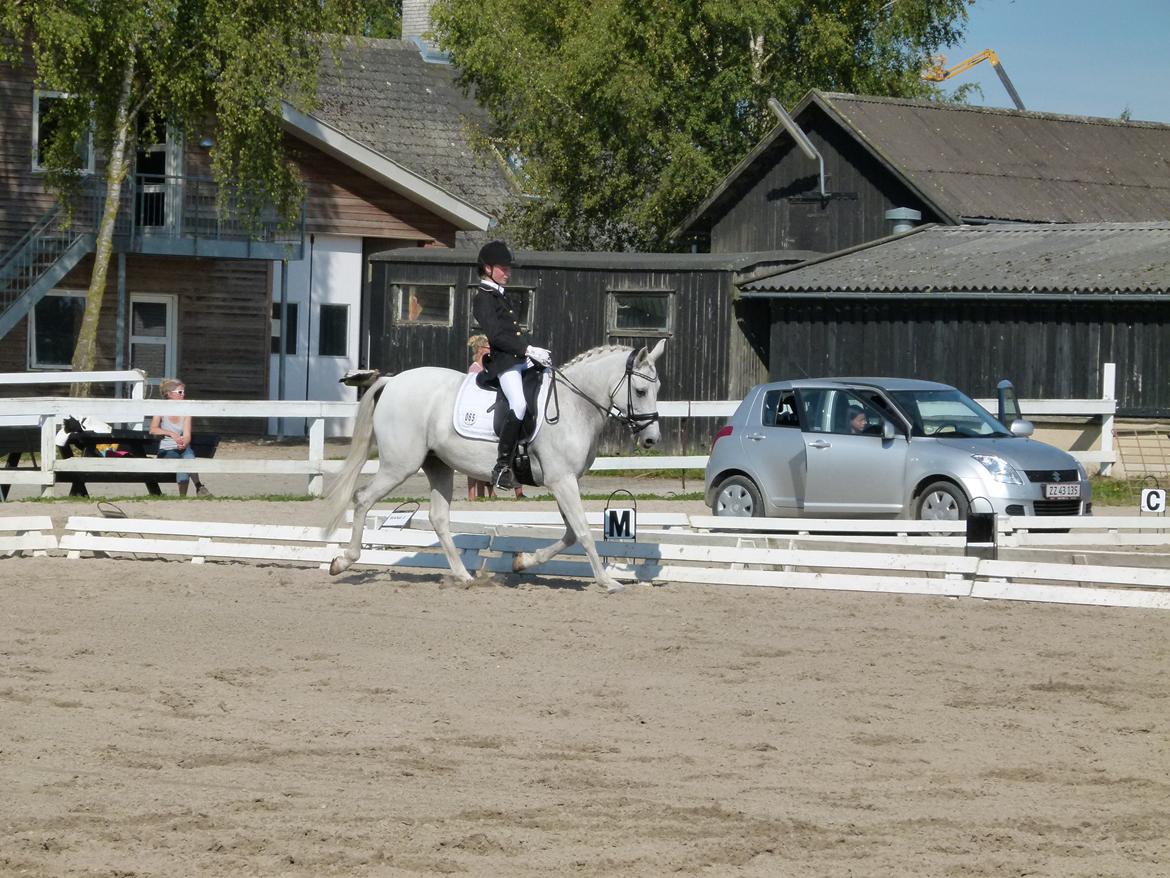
[296,38,517,238]
[739,223,1170,296]
[680,91,1170,236]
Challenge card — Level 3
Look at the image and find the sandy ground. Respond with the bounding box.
[3,442,1168,875]
[2,489,1170,876]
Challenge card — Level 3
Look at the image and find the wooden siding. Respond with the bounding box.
[287,137,457,245]
[710,105,940,254]
[368,257,756,453]
[0,50,78,252]
[768,299,1170,417]
[0,254,270,409]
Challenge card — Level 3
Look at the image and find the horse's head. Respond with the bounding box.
[623,338,665,449]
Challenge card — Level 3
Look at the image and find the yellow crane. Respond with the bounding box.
[922,48,1026,111]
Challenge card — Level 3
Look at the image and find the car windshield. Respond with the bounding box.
[888,389,1011,438]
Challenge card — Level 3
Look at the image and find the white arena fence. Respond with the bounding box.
[34,510,1170,610]
[1,365,1118,497]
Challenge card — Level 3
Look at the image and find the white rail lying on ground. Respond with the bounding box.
[56,514,1170,610]
[0,516,57,556]
[0,369,1117,495]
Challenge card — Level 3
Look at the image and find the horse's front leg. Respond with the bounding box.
[422,457,473,582]
[524,474,624,593]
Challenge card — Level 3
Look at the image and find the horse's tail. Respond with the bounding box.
[323,375,392,534]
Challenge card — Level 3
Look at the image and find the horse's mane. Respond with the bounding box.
[560,344,632,370]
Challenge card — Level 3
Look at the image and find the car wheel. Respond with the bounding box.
[712,475,764,517]
[916,481,969,521]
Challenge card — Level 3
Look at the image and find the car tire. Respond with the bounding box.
[916,480,969,521]
[712,475,764,517]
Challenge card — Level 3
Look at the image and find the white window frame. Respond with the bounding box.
[32,90,95,174]
[128,293,178,387]
[393,283,454,327]
[606,289,674,336]
[27,289,86,370]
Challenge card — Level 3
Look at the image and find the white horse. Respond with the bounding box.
[324,340,666,592]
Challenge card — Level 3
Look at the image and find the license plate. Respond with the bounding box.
[1044,483,1081,499]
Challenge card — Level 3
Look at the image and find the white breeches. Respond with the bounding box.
[499,364,528,419]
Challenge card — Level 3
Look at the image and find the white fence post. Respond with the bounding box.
[1101,362,1116,477]
[39,415,56,498]
[307,417,325,496]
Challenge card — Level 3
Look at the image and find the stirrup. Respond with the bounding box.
[491,463,517,490]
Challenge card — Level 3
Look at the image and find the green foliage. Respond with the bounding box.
[0,0,379,227]
[432,0,971,250]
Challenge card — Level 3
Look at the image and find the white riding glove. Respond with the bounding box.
[525,345,553,367]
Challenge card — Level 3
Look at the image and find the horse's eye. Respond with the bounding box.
[635,388,647,398]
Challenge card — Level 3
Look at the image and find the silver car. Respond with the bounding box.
[705,377,1091,519]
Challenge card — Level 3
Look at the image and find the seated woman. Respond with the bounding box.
[150,377,211,497]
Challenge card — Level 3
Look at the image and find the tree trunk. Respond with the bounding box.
[70,52,135,396]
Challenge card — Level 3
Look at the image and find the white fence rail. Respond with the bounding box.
[52,513,1170,610]
[1,366,1118,496]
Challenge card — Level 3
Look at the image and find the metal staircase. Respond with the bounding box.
[0,206,95,340]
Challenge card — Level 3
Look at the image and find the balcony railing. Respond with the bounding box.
[64,174,305,261]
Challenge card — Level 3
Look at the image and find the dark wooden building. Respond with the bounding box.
[739,223,1170,416]
[674,91,1170,254]
[367,248,810,452]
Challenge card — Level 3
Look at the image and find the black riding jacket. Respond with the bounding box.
[472,280,532,380]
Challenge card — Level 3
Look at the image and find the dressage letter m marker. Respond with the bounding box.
[604,508,636,542]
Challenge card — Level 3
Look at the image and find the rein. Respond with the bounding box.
[547,350,660,435]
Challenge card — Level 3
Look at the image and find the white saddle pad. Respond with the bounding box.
[453,370,552,442]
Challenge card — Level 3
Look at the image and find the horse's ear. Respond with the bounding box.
[647,338,666,365]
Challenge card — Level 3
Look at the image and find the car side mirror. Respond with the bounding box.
[881,419,897,441]
[1010,418,1034,438]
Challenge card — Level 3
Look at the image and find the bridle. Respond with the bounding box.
[549,350,661,435]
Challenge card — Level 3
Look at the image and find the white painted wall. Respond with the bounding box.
[268,234,360,437]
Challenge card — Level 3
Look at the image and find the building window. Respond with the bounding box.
[319,304,348,357]
[394,284,453,326]
[271,302,299,355]
[28,290,86,369]
[607,290,673,334]
[32,91,94,174]
[467,286,533,329]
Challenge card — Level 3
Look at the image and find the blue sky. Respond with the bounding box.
[937,0,1170,123]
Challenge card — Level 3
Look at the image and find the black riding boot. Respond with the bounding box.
[491,412,524,490]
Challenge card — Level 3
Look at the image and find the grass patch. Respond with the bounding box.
[1089,476,1164,508]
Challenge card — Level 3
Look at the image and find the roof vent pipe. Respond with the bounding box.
[885,207,922,234]
[766,97,827,198]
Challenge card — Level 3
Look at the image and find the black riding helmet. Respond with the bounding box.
[477,240,513,273]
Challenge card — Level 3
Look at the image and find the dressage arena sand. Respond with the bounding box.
[3,496,1170,876]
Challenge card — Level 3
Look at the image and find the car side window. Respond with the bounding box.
[761,390,800,428]
[796,389,833,433]
[829,391,885,437]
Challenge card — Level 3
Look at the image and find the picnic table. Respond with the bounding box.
[57,430,220,497]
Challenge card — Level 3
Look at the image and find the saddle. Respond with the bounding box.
[452,367,552,443]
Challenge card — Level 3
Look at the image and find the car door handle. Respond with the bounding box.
[745,432,765,441]
[807,439,832,449]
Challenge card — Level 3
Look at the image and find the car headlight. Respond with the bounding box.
[972,454,1024,485]
[1076,461,1088,481]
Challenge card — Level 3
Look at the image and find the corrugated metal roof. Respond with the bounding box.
[372,247,816,272]
[822,93,1170,223]
[677,90,1170,236]
[740,223,1170,294]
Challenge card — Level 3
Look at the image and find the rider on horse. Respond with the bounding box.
[472,241,553,490]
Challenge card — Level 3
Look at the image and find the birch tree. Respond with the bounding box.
[0,0,372,387]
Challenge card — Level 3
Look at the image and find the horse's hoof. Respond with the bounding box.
[511,554,529,573]
[329,557,348,576]
[604,581,626,594]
